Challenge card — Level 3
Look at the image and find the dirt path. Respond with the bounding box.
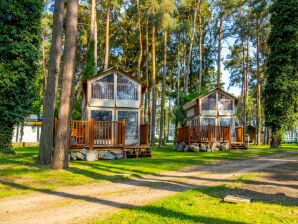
[0,151,297,224]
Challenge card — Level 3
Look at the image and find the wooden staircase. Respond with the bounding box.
[231,142,247,150]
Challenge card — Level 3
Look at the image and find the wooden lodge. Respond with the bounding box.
[176,88,246,149]
[69,67,150,158]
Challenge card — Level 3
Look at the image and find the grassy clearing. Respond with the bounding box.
[0,144,297,198]
[96,185,298,224]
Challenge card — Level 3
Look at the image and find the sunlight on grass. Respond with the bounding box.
[0,144,297,198]
[96,186,298,224]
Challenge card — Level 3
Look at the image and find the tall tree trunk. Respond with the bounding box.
[271,127,281,148]
[183,44,187,94]
[144,19,149,124]
[150,25,156,146]
[90,0,97,67]
[41,29,47,93]
[185,8,198,94]
[159,31,167,147]
[39,0,65,165]
[177,34,181,108]
[104,4,110,70]
[217,5,223,88]
[243,9,251,143]
[241,32,245,127]
[0,122,14,151]
[256,14,261,145]
[198,0,203,90]
[136,0,143,76]
[52,0,79,170]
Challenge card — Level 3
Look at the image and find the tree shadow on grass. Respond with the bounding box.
[0,180,247,224]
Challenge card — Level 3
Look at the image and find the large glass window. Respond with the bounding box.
[218,93,233,110]
[91,74,114,99]
[200,117,216,126]
[220,117,235,137]
[201,93,216,110]
[219,117,233,126]
[117,74,138,100]
[118,111,138,140]
[91,110,112,121]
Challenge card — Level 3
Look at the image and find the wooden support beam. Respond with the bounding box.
[122,120,126,158]
[89,119,94,150]
[208,124,212,145]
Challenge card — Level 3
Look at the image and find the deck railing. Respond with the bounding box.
[70,120,126,150]
[176,125,231,145]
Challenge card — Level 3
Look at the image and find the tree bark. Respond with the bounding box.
[271,127,281,148]
[0,121,14,152]
[243,8,251,143]
[150,25,156,146]
[136,0,143,76]
[104,4,110,70]
[159,31,167,147]
[90,0,97,67]
[185,8,198,94]
[198,0,203,90]
[217,5,223,88]
[177,34,181,108]
[183,44,187,94]
[144,19,149,124]
[39,0,65,165]
[256,14,261,145]
[41,28,47,93]
[52,0,79,170]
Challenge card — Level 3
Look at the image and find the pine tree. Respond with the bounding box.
[265,0,298,148]
[52,0,79,169]
[0,0,43,153]
[39,0,65,164]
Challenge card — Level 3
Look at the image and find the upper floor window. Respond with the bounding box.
[91,74,114,99]
[201,93,216,110]
[117,74,138,100]
[218,93,233,110]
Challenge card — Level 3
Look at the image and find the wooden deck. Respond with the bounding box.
[176,125,232,145]
[68,120,150,157]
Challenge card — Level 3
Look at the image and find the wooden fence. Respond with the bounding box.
[176,125,231,145]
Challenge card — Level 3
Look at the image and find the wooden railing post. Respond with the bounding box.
[187,126,191,145]
[228,125,231,143]
[122,120,126,158]
[89,120,94,150]
[208,124,212,146]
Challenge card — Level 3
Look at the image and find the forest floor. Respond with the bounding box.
[0,149,297,224]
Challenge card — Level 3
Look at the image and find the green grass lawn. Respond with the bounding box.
[0,144,297,198]
[96,186,298,224]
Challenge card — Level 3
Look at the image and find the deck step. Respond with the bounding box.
[231,143,247,150]
[126,148,151,158]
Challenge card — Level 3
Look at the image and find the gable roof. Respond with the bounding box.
[88,67,144,85]
[85,67,147,94]
[183,88,239,110]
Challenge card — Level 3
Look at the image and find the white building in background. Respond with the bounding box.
[12,114,42,143]
[284,127,298,143]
